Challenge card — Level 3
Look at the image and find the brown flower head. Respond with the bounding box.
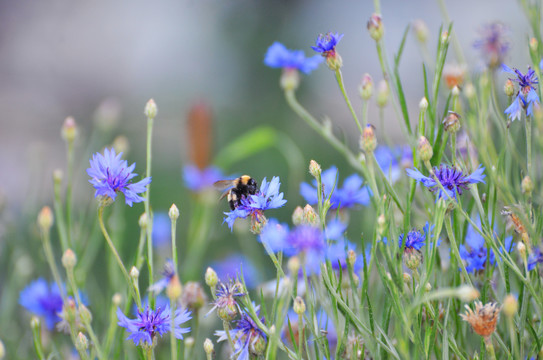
[460,301,501,338]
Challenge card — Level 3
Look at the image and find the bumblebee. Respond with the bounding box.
[214,175,258,210]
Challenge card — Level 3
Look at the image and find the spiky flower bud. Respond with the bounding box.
[460,301,501,339]
[79,304,92,324]
[347,250,357,268]
[37,206,54,233]
[360,124,377,153]
[205,267,218,288]
[181,281,207,311]
[419,97,428,111]
[521,176,534,195]
[504,79,515,97]
[425,283,432,292]
[112,293,122,307]
[418,136,433,162]
[280,68,300,91]
[62,249,77,270]
[403,248,422,270]
[442,111,461,133]
[302,204,319,226]
[144,99,157,119]
[204,338,214,356]
[452,85,460,97]
[502,294,518,317]
[138,213,148,229]
[292,206,304,226]
[367,14,384,41]
[293,296,306,315]
[61,116,78,143]
[359,73,373,100]
[309,160,322,179]
[75,332,89,352]
[169,203,180,221]
[403,272,412,284]
[456,285,480,302]
[287,256,300,275]
[376,80,389,107]
[129,266,139,280]
[413,20,428,43]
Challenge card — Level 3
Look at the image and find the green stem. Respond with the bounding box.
[297,312,304,359]
[171,213,178,269]
[334,69,363,134]
[484,337,497,360]
[145,115,155,306]
[41,228,66,303]
[170,298,177,360]
[135,223,147,271]
[53,177,69,252]
[98,206,140,307]
[65,141,74,249]
[31,322,46,360]
[444,217,473,287]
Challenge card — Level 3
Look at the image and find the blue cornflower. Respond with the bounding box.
[311,32,344,56]
[528,248,543,271]
[216,308,267,360]
[223,177,286,231]
[398,223,434,251]
[473,22,509,69]
[20,279,63,330]
[300,166,371,209]
[183,164,223,192]
[208,280,245,322]
[406,164,485,200]
[264,42,323,74]
[152,212,170,248]
[87,148,151,206]
[374,146,412,184]
[459,219,514,273]
[117,305,191,346]
[502,64,540,121]
[210,254,261,289]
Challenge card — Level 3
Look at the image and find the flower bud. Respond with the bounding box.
[418,136,433,162]
[61,116,78,143]
[452,85,460,97]
[360,124,377,153]
[440,31,449,45]
[181,281,207,311]
[129,266,139,280]
[419,97,428,111]
[425,283,432,292]
[138,213,148,229]
[280,68,300,91]
[293,296,306,315]
[325,53,343,71]
[292,206,304,226]
[112,293,122,307]
[250,212,268,235]
[185,337,195,349]
[377,214,386,237]
[112,135,130,155]
[30,316,41,330]
[347,250,357,268]
[521,176,533,195]
[358,73,373,100]
[530,37,538,53]
[62,249,77,270]
[367,14,384,41]
[403,249,422,270]
[79,304,92,324]
[504,79,515,97]
[376,80,389,107]
[502,294,518,317]
[205,267,218,288]
[456,285,480,302]
[75,332,89,352]
[144,99,158,119]
[309,160,322,179]
[53,169,63,184]
[413,20,428,43]
[517,242,527,261]
[287,256,300,275]
[204,338,214,356]
[37,206,54,233]
[443,63,466,89]
[169,203,180,221]
[403,272,412,284]
[302,204,319,226]
[166,275,183,300]
[442,111,461,133]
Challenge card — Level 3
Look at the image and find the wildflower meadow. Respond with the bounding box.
[4,1,543,359]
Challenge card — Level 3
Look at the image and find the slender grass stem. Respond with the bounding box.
[334,69,363,134]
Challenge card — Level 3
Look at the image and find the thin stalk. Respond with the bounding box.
[170,298,177,360]
[53,177,69,252]
[41,228,66,303]
[65,140,75,248]
[31,322,46,360]
[145,114,155,307]
[335,69,363,134]
[444,217,473,287]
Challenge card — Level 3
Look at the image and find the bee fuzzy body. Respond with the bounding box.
[214,175,258,210]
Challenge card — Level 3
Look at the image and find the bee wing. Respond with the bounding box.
[213,179,235,191]
[219,190,230,201]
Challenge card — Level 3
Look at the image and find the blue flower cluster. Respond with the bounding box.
[223,177,287,230]
[311,32,344,56]
[264,42,323,74]
[19,279,64,330]
[300,166,371,210]
[503,64,540,121]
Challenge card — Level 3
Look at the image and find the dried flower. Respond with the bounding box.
[460,301,500,339]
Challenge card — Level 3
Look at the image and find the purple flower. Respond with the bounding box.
[223,177,286,231]
[208,281,245,322]
[20,279,63,330]
[87,148,151,206]
[311,32,344,56]
[264,42,323,74]
[528,248,543,271]
[473,22,509,68]
[406,164,485,200]
[216,308,267,360]
[459,218,514,273]
[502,64,540,121]
[183,164,223,192]
[210,254,261,289]
[398,223,433,251]
[117,305,191,346]
[300,166,371,209]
